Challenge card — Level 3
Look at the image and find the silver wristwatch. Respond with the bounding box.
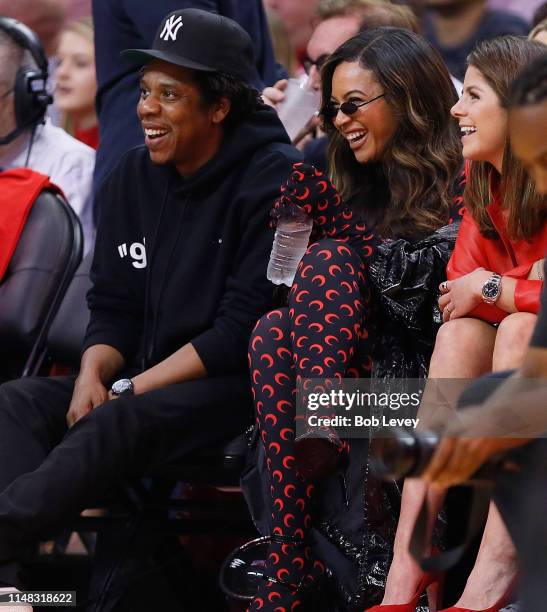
[110,378,134,396]
[481,273,502,305]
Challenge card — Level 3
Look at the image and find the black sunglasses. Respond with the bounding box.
[302,54,329,75]
[322,93,385,120]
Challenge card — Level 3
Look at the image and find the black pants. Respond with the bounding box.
[459,373,547,612]
[0,374,252,588]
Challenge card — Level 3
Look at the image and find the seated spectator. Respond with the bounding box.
[0,18,95,251]
[247,27,464,611]
[0,0,67,126]
[421,53,547,612]
[55,19,99,149]
[508,53,547,195]
[92,0,281,204]
[262,0,420,169]
[488,0,544,23]
[0,8,299,605]
[529,17,547,43]
[532,0,547,26]
[375,36,546,612]
[263,0,319,69]
[422,0,529,82]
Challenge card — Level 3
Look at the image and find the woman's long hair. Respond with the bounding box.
[320,27,462,239]
[465,37,546,240]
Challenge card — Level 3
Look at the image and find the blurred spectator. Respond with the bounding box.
[0,20,95,251]
[67,0,92,21]
[488,0,543,23]
[263,0,319,64]
[56,19,98,149]
[307,0,419,90]
[265,5,298,76]
[0,0,65,56]
[0,0,66,125]
[529,17,547,43]
[533,1,547,25]
[92,0,280,209]
[422,0,529,82]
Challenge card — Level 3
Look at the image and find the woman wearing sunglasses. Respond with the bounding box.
[247,27,465,612]
[370,37,547,612]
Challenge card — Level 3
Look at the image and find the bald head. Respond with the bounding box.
[0,0,66,56]
[0,30,24,89]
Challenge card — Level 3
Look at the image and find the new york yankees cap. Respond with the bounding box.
[122,8,255,83]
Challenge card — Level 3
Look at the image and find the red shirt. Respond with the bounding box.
[74,124,99,150]
[447,192,547,323]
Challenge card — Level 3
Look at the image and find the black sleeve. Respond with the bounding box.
[367,223,461,340]
[530,261,547,349]
[82,162,145,361]
[191,147,301,374]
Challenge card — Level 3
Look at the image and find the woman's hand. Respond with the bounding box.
[438,268,491,322]
[271,162,342,229]
[527,258,545,281]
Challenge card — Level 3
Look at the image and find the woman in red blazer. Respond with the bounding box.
[370,37,546,612]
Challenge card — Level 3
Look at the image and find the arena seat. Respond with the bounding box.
[0,189,83,381]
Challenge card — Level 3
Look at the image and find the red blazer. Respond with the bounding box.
[447,194,547,323]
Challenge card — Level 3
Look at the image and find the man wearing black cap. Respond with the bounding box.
[0,8,300,598]
[92,0,284,203]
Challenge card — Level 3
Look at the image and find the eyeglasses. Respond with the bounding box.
[322,93,385,120]
[302,54,329,75]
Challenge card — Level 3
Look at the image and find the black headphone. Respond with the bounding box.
[0,16,53,144]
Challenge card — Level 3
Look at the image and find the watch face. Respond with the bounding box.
[483,282,499,299]
[112,379,133,395]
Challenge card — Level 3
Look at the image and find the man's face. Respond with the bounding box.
[306,15,360,91]
[137,61,227,176]
[509,102,547,196]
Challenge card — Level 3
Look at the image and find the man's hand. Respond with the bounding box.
[66,373,109,427]
[261,79,288,108]
[421,403,531,488]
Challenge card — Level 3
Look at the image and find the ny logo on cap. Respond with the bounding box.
[160,15,183,42]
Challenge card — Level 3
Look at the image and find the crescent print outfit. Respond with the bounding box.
[247,164,465,611]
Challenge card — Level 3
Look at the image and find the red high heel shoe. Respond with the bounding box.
[438,578,517,612]
[365,572,443,612]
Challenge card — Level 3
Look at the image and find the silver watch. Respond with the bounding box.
[481,273,502,305]
[110,378,134,396]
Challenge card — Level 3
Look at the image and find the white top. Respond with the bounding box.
[0,120,96,252]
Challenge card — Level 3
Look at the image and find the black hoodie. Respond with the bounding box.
[83,106,301,375]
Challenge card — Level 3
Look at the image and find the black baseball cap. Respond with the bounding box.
[122,8,255,83]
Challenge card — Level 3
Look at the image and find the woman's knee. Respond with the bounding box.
[302,238,361,267]
[493,312,537,370]
[292,239,365,312]
[429,318,496,377]
[249,309,291,360]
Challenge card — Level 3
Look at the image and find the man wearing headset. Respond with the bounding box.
[0,18,95,251]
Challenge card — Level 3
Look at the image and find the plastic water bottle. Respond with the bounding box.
[267,209,313,287]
